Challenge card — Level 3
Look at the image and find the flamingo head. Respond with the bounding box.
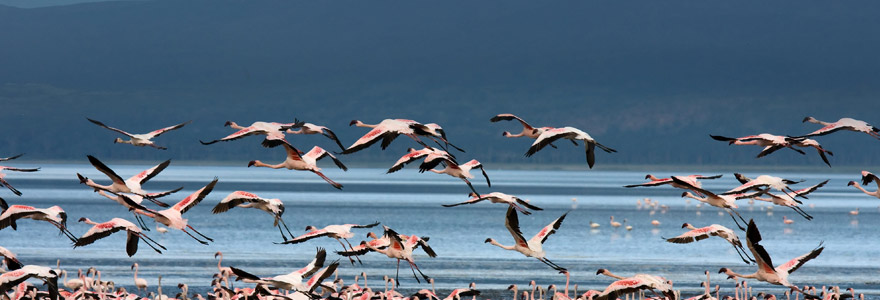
[680,191,691,198]
[223,121,234,127]
[595,268,608,275]
[847,181,857,186]
[483,238,493,243]
[681,223,691,228]
[131,263,138,270]
[349,120,361,126]
[507,284,517,290]
[76,173,88,184]
[77,217,89,223]
[214,251,222,258]
[247,160,257,167]
[366,232,378,239]
[501,131,512,137]
[468,192,479,198]
[802,116,816,123]
[305,225,317,231]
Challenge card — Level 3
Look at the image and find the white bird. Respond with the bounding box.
[485,206,568,272]
[624,174,723,196]
[847,171,880,199]
[248,141,347,190]
[200,120,303,147]
[790,138,834,167]
[211,191,293,240]
[723,174,803,200]
[801,116,880,140]
[753,180,827,220]
[285,122,346,151]
[609,216,621,228]
[0,203,77,242]
[673,176,763,230]
[88,118,191,150]
[278,222,380,264]
[77,155,182,207]
[419,157,491,194]
[343,119,430,154]
[0,246,23,270]
[229,248,328,291]
[0,165,40,197]
[386,147,456,174]
[718,220,823,298]
[443,192,542,215]
[74,217,165,256]
[131,263,148,292]
[130,178,219,244]
[525,127,617,169]
[666,223,754,264]
[490,114,554,140]
[710,133,805,158]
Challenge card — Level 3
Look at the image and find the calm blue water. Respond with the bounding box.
[2,164,879,299]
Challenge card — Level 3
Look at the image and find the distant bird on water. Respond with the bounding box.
[525,126,617,169]
[87,118,190,150]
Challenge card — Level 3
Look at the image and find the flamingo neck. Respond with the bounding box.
[598,270,625,280]
[487,239,515,251]
[250,160,283,169]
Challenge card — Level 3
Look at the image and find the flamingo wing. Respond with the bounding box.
[350,222,380,229]
[503,206,529,248]
[671,177,718,198]
[211,191,266,214]
[792,180,828,197]
[172,178,218,214]
[279,230,333,245]
[200,126,264,145]
[318,127,346,151]
[87,118,134,138]
[74,223,126,248]
[0,154,24,162]
[804,123,848,137]
[307,146,347,171]
[441,195,486,207]
[293,248,327,278]
[624,178,671,188]
[342,127,392,154]
[745,220,776,275]
[127,159,172,186]
[694,174,723,180]
[861,171,880,187]
[525,129,576,157]
[0,167,39,173]
[531,211,568,244]
[387,149,430,173]
[143,120,191,139]
[775,243,824,275]
[87,155,126,185]
[665,226,713,244]
[417,238,437,258]
[490,114,535,130]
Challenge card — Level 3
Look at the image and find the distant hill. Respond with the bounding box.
[2,0,880,169]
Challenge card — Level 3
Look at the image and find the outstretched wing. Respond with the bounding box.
[342,127,393,154]
[776,243,824,275]
[306,146,347,171]
[531,211,568,244]
[745,220,776,275]
[87,155,126,185]
[74,223,125,248]
[387,149,430,173]
[212,191,267,214]
[87,118,133,137]
[503,206,529,248]
[172,178,219,214]
[128,159,172,186]
[143,120,191,139]
[0,154,24,162]
[525,129,575,157]
[665,226,712,244]
[490,114,535,130]
[279,230,333,245]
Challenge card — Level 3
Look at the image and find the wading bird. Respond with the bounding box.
[624,174,723,196]
[0,165,39,196]
[130,178,219,245]
[847,171,880,199]
[443,192,542,215]
[801,116,880,140]
[718,220,823,300]
[525,127,616,169]
[200,120,304,147]
[87,118,191,150]
[666,223,754,264]
[285,122,346,151]
[248,141,347,190]
[710,133,805,158]
[74,217,166,256]
[211,191,293,240]
[0,203,77,242]
[78,155,182,207]
[485,206,568,272]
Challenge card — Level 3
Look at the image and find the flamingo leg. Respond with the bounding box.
[183,229,209,245]
[133,213,150,231]
[538,258,566,272]
[336,239,357,265]
[343,238,363,265]
[138,235,163,254]
[727,209,747,231]
[138,232,167,250]
[464,179,479,195]
[187,225,213,242]
[732,244,754,264]
[277,217,295,239]
[791,206,813,220]
[395,259,401,287]
[409,260,431,283]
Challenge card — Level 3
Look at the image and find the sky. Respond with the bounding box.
[2,0,880,168]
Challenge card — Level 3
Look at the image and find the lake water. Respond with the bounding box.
[2,164,879,299]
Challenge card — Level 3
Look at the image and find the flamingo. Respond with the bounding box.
[490,114,555,140]
[213,251,233,282]
[211,191,293,240]
[94,190,161,231]
[337,231,434,260]
[673,176,763,230]
[710,134,805,158]
[801,116,880,140]
[789,138,833,167]
[847,171,880,199]
[594,269,676,300]
[248,141,347,190]
[624,174,723,196]
[0,165,40,197]
[229,248,328,291]
[753,180,827,220]
[73,217,166,256]
[485,206,569,272]
[718,220,823,300]
[666,223,754,264]
[0,203,77,242]
[443,192,542,215]
[525,127,617,169]
[87,118,191,150]
[278,222,380,264]
[609,216,621,228]
[782,216,794,225]
[285,122,346,151]
[0,265,59,300]
[131,263,148,292]
[130,178,219,245]
[419,157,491,194]
[365,226,434,286]
[200,120,304,147]
[0,154,24,162]
[419,123,466,153]
[0,246,23,271]
[386,147,457,174]
[342,119,432,154]
[78,155,182,207]
[722,174,804,201]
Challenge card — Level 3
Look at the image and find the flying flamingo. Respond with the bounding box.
[365,226,435,286]
[525,127,617,169]
[93,190,161,231]
[87,118,191,150]
[336,231,434,259]
[228,248,327,291]
[801,116,880,140]
[0,246,23,271]
[485,206,569,272]
[710,133,805,158]
[673,176,763,230]
[666,223,754,264]
[418,157,491,194]
[443,192,542,215]
[722,174,804,201]
[78,155,182,207]
[753,180,828,220]
[847,171,880,199]
[594,269,676,300]
[211,191,293,240]
[200,120,304,147]
[718,220,823,300]
[278,222,380,264]
[386,147,457,174]
[0,165,39,197]
[73,217,166,256]
[129,178,219,245]
[0,203,77,242]
[247,141,347,190]
[0,265,59,300]
[342,119,434,154]
[419,123,466,153]
[131,263,148,292]
[624,174,723,196]
[789,138,834,167]
[490,114,555,141]
[285,122,346,151]
[0,154,24,162]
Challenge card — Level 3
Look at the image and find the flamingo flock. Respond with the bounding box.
[0,113,877,300]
